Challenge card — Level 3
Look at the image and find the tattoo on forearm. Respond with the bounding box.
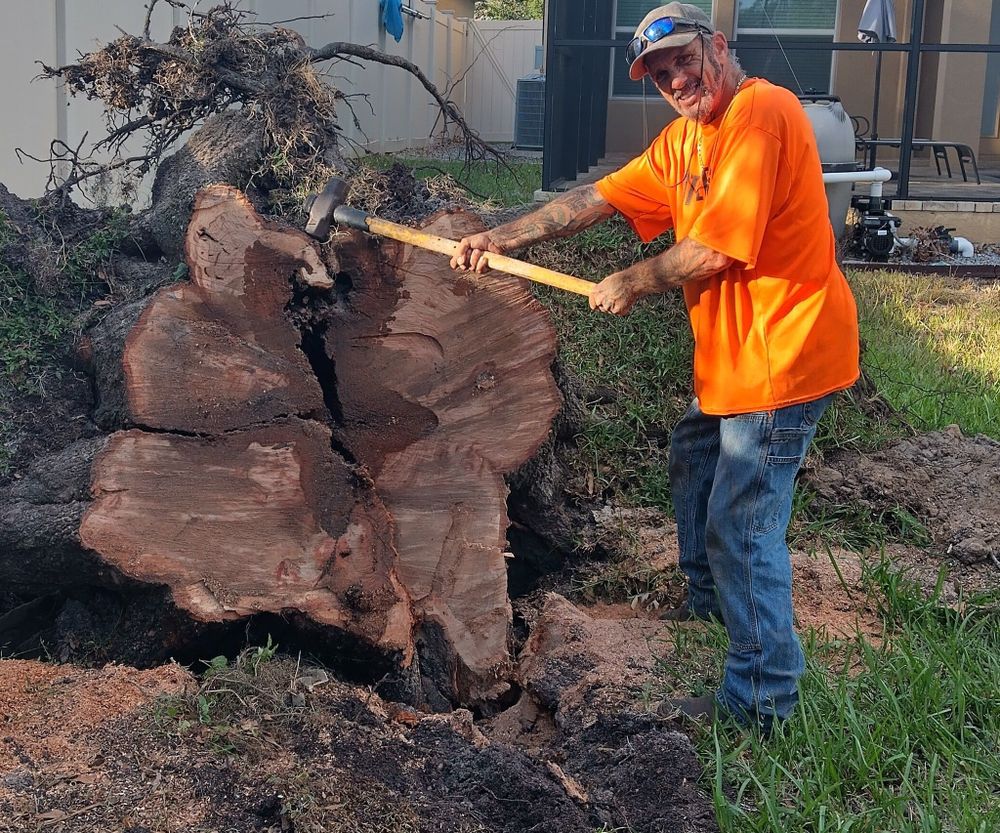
[493,185,615,251]
[633,238,731,294]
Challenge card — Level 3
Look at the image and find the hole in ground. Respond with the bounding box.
[505,523,568,599]
[0,587,395,690]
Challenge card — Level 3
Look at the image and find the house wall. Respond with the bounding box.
[600,0,997,163]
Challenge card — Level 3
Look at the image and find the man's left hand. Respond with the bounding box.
[589,271,641,316]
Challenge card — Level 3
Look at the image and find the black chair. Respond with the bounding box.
[955,144,982,184]
[930,144,952,178]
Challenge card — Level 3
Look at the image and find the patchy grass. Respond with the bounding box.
[0,206,126,395]
[0,206,127,476]
[0,263,69,395]
[528,218,686,510]
[788,488,932,553]
[671,562,1000,833]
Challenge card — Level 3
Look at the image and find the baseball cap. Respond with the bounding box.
[627,2,716,81]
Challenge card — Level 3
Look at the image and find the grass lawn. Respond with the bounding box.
[852,270,1000,438]
[359,153,542,208]
[667,563,1000,833]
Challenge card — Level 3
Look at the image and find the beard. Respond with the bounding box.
[670,80,722,123]
[667,48,727,123]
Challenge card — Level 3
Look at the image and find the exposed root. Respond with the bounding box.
[31,0,503,204]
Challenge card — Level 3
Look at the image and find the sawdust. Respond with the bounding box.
[0,654,717,833]
[0,661,193,776]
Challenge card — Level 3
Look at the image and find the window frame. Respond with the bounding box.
[733,1,841,96]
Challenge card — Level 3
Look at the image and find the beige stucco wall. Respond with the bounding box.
[891,209,1000,241]
[932,1,989,152]
[833,0,990,160]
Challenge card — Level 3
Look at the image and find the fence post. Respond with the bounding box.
[426,1,438,145]
[897,0,927,200]
[377,15,388,151]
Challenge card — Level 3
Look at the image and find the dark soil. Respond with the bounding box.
[0,653,717,833]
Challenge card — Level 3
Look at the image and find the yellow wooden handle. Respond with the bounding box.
[365,216,596,298]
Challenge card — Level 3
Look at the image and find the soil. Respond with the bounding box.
[0,647,716,833]
[807,426,1000,599]
[3,424,998,831]
[588,506,885,642]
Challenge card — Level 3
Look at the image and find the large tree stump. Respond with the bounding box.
[1,185,560,707]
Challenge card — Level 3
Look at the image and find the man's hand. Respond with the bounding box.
[450,232,505,274]
[589,271,642,316]
[449,185,615,276]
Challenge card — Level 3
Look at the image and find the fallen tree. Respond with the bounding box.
[0,1,594,707]
[1,181,564,707]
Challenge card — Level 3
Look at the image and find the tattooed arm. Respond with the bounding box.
[450,184,615,273]
[589,238,732,316]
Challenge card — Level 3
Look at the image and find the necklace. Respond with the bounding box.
[697,73,751,176]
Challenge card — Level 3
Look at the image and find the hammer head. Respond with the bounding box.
[305,176,350,240]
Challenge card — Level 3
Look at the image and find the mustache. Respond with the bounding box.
[674,80,709,100]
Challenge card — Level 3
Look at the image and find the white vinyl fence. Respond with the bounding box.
[461,19,544,144]
[0,1,542,202]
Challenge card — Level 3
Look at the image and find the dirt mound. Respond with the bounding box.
[810,427,1000,591]
[0,634,717,833]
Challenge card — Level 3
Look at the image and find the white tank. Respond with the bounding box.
[799,96,858,239]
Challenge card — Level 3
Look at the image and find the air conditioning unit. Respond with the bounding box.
[514,73,545,150]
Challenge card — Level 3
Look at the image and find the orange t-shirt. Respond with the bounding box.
[595,78,860,416]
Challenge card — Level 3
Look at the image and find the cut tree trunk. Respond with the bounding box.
[0,184,560,707]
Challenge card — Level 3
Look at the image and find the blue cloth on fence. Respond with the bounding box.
[380,0,404,43]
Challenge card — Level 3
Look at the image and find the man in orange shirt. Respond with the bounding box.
[451,3,859,731]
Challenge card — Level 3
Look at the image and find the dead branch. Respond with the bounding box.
[308,41,506,168]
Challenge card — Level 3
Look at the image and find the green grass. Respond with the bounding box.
[0,206,125,395]
[360,154,542,207]
[851,271,1000,440]
[678,563,1000,833]
[528,219,688,509]
[0,264,71,393]
[1,206,127,476]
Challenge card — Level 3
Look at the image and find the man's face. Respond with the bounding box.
[644,32,729,123]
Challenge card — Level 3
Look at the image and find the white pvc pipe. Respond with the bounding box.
[821,166,892,184]
[822,166,893,198]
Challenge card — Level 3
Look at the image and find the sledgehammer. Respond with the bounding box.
[304,176,595,297]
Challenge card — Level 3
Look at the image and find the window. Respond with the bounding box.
[611,1,714,98]
[734,0,837,95]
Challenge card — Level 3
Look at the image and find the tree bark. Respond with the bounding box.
[0,185,561,707]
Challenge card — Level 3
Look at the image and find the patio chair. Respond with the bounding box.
[955,143,982,184]
[930,144,953,178]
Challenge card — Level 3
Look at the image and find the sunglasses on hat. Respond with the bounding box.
[625,16,714,67]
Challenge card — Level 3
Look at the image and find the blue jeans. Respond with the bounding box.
[668,394,833,728]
